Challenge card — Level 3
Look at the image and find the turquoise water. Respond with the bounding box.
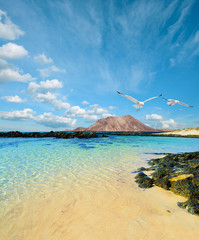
[0,135,199,206]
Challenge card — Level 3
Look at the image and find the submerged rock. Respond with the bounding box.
[134,151,199,216]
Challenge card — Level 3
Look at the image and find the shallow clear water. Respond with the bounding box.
[1,136,199,240]
[0,135,199,207]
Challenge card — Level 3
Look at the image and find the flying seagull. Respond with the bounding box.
[162,98,193,107]
[117,91,162,111]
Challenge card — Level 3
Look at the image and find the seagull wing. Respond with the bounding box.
[178,101,193,107]
[144,94,162,103]
[117,91,139,104]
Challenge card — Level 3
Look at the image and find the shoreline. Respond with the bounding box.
[135,151,199,216]
[1,163,199,240]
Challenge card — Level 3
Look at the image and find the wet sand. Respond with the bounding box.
[1,170,199,240]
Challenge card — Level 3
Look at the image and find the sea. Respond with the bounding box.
[0,135,199,239]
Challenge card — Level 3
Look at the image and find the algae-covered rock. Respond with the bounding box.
[178,199,199,215]
[169,174,194,182]
[0,131,100,139]
[134,151,199,216]
[135,172,154,188]
[170,178,199,199]
[154,176,171,190]
[187,199,199,215]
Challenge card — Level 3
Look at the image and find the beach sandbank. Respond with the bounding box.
[1,170,199,240]
[156,127,199,137]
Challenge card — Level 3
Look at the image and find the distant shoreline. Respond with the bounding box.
[1,130,199,138]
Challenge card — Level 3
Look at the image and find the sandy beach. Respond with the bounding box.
[1,170,199,240]
[156,128,199,137]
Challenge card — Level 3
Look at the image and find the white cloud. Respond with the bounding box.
[0,42,28,59]
[0,10,24,40]
[90,104,99,109]
[0,108,35,121]
[1,95,25,103]
[160,119,178,129]
[34,112,76,128]
[34,91,57,103]
[145,114,163,120]
[0,68,35,83]
[38,65,66,78]
[82,100,89,105]
[28,82,40,94]
[53,99,70,110]
[40,79,63,90]
[0,58,11,70]
[83,114,99,122]
[32,91,70,110]
[0,108,76,129]
[145,113,184,130]
[28,80,70,110]
[96,107,108,115]
[34,53,53,65]
[65,106,87,118]
[28,79,63,93]
[65,105,114,123]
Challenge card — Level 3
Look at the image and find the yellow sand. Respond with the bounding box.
[157,128,199,137]
[1,171,199,240]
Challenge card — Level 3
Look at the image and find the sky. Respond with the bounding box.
[0,0,198,131]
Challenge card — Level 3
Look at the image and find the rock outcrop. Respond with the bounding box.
[134,151,199,216]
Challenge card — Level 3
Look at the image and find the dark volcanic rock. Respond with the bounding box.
[135,172,154,188]
[134,151,199,216]
[0,131,99,139]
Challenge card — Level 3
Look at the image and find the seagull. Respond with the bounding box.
[117,91,162,111]
[162,98,193,107]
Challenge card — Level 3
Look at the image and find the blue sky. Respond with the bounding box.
[0,0,198,131]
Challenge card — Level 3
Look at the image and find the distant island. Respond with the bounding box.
[70,115,163,132]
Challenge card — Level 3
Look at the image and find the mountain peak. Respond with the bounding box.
[84,115,155,132]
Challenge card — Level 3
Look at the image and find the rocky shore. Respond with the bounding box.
[0,131,103,139]
[135,151,199,216]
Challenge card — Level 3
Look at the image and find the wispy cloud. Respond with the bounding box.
[34,53,53,65]
[38,65,66,78]
[145,114,163,120]
[55,1,102,47]
[82,100,89,105]
[0,9,24,40]
[176,30,199,63]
